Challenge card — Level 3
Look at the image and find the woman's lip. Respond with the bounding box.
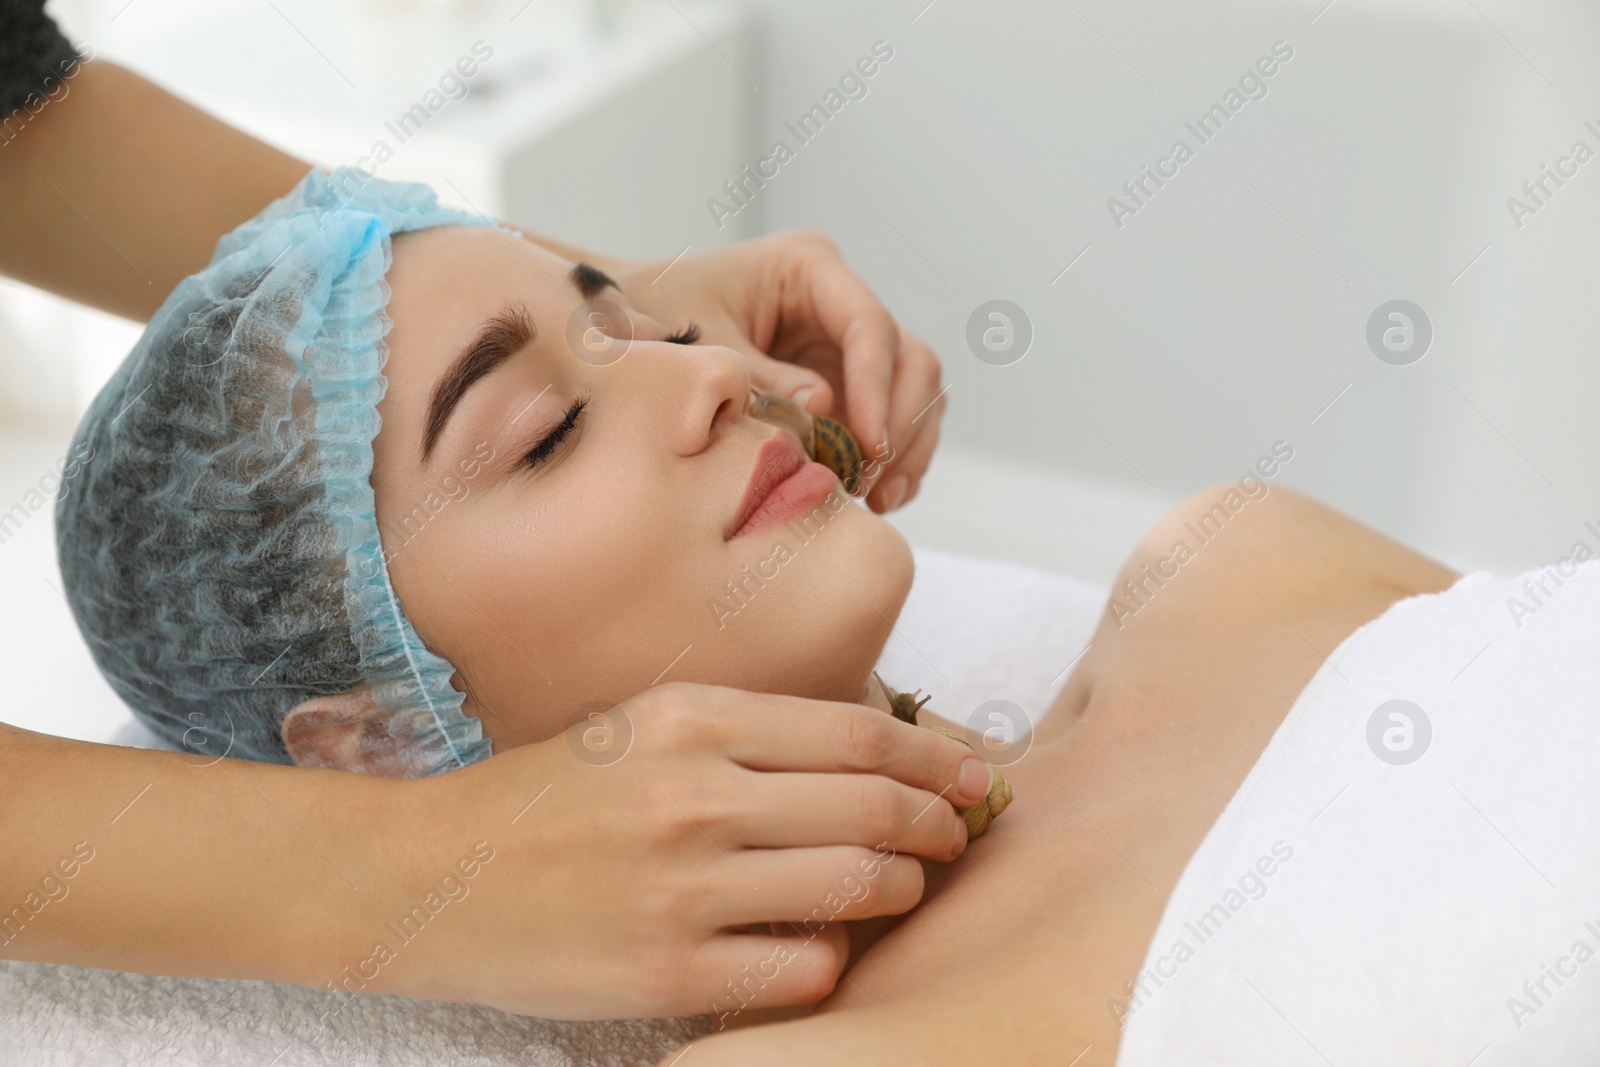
[727,432,835,540]
[733,461,838,539]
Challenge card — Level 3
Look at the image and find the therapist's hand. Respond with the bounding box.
[387,682,989,1020]
[1,62,948,513]
[607,232,947,514]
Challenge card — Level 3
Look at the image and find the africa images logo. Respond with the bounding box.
[1105,40,1295,229]
[706,41,896,229]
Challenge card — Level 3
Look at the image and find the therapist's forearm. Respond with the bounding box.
[0,59,310,322]
[0,721,402,987]
[0,58,622,324]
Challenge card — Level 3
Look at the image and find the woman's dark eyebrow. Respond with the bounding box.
[570,261,618,299]
[422,302,534,461]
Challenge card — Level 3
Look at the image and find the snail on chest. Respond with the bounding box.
[874,673,1012,839]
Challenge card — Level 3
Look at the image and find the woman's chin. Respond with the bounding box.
[720,509,914,705]
[808,514,915,702]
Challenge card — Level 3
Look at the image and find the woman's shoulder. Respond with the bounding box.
[1129,481,1459,606]
[1052,481,1460,713]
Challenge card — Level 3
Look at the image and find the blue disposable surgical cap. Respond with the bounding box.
[56,167,499,775]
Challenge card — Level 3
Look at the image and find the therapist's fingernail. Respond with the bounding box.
[958,757,990,799]
[791,385,816,410]
[881,474,910,511]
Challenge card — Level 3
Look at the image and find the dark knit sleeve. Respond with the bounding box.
[0,0,82,118]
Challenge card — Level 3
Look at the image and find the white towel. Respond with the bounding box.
[1116,562,1600,1066]
[0,548,1102,1067]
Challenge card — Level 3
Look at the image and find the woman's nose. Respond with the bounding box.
[642,339,750,457]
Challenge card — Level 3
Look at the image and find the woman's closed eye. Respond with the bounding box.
[517,322,695,472]
[521,397,587,471]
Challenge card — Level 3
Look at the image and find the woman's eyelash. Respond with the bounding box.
[517,321,694,473]
[515,317,690,473]
[520,398,588,471]
[663,322,701,345]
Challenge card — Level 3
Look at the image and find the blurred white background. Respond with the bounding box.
[4,0,1598,736]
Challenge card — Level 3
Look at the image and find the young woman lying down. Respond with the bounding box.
[58,171,1600,1065]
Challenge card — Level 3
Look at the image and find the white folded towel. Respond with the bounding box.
[1,548,1101,1066]
[1117,562,1600,1065]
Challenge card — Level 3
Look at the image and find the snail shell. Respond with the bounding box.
[812,415,865,494]
[926,726,1013,838]
[746,389,865,493]
[875,674,1012,840]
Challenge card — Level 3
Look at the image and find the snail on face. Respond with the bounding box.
[745,388,866,495]
[746,390,1012,840]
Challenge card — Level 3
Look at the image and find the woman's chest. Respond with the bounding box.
[814,516,1446,1061]
[811,679,1286,1064]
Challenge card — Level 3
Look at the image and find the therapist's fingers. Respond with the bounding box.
[788,234,899,451]
[741,346,837,416]
[714,846,928,927]
[867,325,945,512]
[788,264,945,513]
[688,311,840,418]
[665,683,991,807]
[693,924,850,1010]
[726,770,967,859]
[871,395,944,513]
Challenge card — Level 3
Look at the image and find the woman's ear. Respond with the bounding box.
[281,690,412,776]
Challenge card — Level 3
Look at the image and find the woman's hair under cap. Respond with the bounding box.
[55,167,499,775]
